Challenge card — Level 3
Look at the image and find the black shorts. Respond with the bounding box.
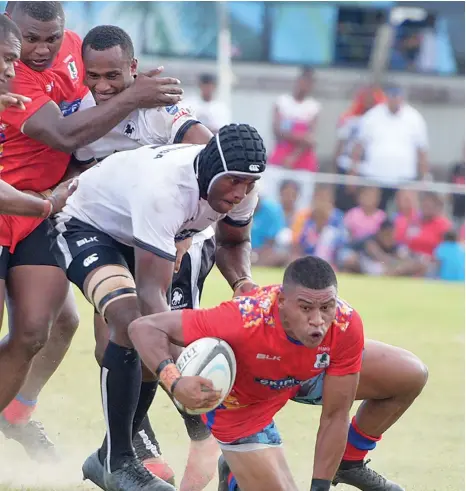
[170,236,216,310]
[0,220,60,280]
[51,217,135,295]
[52,217,216,308]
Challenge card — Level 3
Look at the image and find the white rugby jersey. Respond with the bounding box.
[74,93,213,243]
[75,94,200,161]
[58,144,258,262]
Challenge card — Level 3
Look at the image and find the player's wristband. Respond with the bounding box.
[39,188,53,198]
[170,376,182,395]
[155,358,175,377]
[310,479,331,491]
[158,362,182,394]
[231,275,253,292]
[41,199,53,219]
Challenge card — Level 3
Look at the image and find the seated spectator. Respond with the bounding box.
[339,220,425,277]
[344,186,386,241]
[449,147,465,229]
[279,180,300,227]
[251,194,287,267]
[396,192,452,257]
[393,188,419,221]
[292,184,344,240]
[251,194,286,251]
[434,230,465,282]
[292,198,346,266]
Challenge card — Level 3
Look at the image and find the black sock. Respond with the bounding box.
[133,414,162,460]
[99,341,141,472]
[132,381,158,439]
[99,380,159,464]
[339,459,364,470]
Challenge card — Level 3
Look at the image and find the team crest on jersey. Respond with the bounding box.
[123,120,137,139]
[68,60,78,80]
[314,353,330,369]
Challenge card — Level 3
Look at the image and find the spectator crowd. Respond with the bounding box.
[250,69,465,283]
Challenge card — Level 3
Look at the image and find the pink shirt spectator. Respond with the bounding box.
[344,207,386,241]
[270,94,320,171]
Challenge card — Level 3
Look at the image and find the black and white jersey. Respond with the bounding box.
[58,144,258,262]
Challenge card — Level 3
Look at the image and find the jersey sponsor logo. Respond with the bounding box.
[83,253,99,267]
[254,375,303,390]
[165,105,179,115]
[171,287,188,310]
[76,236,98,247]
[59,98,82,117]
[256,353,281,361]
[173,109,190,124]
[314,353,330,369]
[123,121,137,138]
[68,60,78,80]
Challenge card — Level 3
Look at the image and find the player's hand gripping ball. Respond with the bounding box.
[173,337,237,415]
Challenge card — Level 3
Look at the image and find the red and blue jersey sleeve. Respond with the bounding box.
[327,307,364,376]
[181,301,243,346]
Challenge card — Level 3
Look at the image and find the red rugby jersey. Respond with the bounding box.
[0,30,88,249]
[182,285,364,442]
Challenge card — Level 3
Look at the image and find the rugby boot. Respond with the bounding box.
[0,415,58,462]
[133,429,175,485]
[332,459,405,490]
[103,456,176,491]
[82,450,106,490]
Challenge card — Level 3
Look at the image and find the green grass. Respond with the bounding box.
[0,269,464,490]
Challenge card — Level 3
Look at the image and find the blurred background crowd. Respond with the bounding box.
[52,0,465,282]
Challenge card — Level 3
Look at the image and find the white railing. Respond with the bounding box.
[261,166,465,210]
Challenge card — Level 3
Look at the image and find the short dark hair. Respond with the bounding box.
[0,14,21,42]
[300,66,314,78]
[283,256,337,291]
[279,179,300,193]
[82,25,134,60]
[443,229,457,242]
[9,1,64,22]
[379,219,394,231]
[199,73,216,84]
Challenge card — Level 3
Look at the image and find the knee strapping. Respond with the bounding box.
[85,265,137,317]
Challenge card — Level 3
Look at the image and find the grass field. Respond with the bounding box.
[0,268,464,491]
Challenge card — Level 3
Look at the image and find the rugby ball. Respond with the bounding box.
[174,337,236,415]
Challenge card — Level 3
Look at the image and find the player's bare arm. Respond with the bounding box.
[216,220,258,295]
[0,177,75,217]
[22,69,183,153]
[134,247,174,316]
[312,372,360,486]
[129,311,220,410]
[182,122,213,144]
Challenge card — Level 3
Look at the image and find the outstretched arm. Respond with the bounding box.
[0,178,77,217]
[312,372,359,486]
[21,71,183,153]
[128,308,221,410]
